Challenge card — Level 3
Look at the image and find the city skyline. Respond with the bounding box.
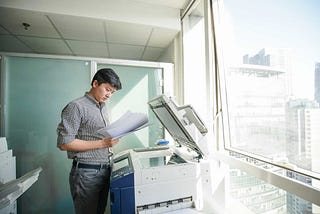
[221,0,320,99]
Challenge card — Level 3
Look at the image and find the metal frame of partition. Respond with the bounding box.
[0,55,6,136]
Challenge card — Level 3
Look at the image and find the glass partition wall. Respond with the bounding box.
[0,53,172,213]
[96,63,164,153]
[2,56,91,213]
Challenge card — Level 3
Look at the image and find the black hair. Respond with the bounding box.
[91,68,122,90]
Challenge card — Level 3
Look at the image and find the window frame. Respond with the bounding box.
[207,0,320,207]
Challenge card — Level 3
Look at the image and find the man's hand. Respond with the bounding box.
[101,138,120,148]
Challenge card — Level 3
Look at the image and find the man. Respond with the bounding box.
[57,68,122,214]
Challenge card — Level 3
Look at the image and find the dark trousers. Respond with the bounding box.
[69,164,111,214]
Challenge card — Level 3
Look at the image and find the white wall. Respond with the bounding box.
[158,33,184,104]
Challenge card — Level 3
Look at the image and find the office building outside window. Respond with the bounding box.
[212,0,320,212]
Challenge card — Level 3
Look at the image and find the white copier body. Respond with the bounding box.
[110,95,212,214]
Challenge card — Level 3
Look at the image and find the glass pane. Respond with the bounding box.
[97,64,163,153]
[229,168,311,214]
[4,56,91,213]
[216,0,320,176]
[214,0,320,212]
[182,0,208,119]
[228,152,320,213]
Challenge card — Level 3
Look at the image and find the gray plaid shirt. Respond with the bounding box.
[57,92,111,163]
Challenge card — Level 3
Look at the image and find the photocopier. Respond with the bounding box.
[110,95,212,214]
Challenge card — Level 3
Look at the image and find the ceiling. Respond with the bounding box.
[0,0,190,62]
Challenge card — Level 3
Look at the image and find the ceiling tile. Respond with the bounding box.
[141,46,164,61]
[134,0,189,9]
[0,35,33,53]
[106,20,152,46]
[49,14,106,42]
[108,43,144,60]
[18,36,72,55]
[0,4,179,61]
[67,40,109,58]
[0,7,60,38]
[148,27,179,48]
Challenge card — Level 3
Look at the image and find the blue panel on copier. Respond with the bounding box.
[110,173,135,214]
[110,154,135,214]
[120,181,135,213]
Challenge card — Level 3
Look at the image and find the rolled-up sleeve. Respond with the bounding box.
[57,103,81,147]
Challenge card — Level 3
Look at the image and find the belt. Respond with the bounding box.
[72,160,109,170]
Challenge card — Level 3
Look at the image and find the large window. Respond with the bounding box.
[213,0,320,212]
[215,0,320,177]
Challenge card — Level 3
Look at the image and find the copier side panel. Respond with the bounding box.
[134,176,198,207]
[133,154,200,208]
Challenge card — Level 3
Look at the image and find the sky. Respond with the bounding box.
[220,0,320,99]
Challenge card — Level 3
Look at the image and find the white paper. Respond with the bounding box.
[97,111,149,139]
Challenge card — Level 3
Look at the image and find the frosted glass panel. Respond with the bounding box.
[1,57,165,214]
[97,64,163,153]
[3,56,91,213]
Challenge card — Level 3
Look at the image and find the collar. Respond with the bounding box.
[84,92,105,108]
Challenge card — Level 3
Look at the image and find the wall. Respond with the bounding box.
[0,54,167,213]
[158,32,184,104]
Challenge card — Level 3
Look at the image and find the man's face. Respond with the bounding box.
[91,80,116,103]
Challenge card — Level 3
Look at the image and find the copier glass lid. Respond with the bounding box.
[148,95,208,159]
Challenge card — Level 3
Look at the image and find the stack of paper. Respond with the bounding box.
[97,111,149,139]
